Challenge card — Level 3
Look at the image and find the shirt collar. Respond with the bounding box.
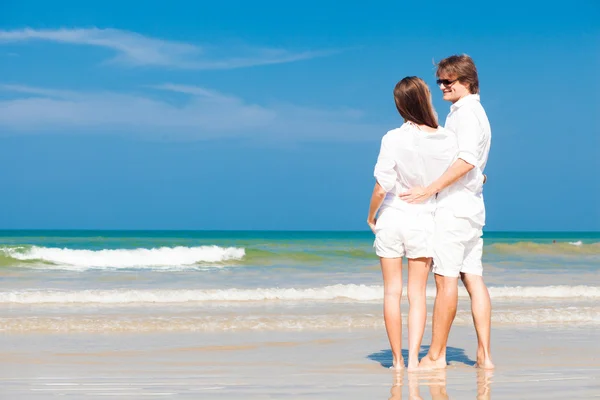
[450,94,480,112]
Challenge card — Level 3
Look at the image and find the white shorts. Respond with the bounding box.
[374,207,435,259]
[432,207,483,277]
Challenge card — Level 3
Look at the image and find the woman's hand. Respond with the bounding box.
[367,218,377,234]
[367,182,386,234]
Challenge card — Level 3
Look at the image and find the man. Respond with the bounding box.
[399,54,494,369]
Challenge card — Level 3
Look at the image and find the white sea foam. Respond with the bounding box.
[569,240,583,246]
[0,285,382,304]
[1,245,245,269]
[0,284,598,304]
[457,306,600,326]
[1,307,598,332]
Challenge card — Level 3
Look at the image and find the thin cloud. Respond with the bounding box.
[0,84,78,98]
[148,84,238,102]
[0,28,337,69]
[0,84,384,141]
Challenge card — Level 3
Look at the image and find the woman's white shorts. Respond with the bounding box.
[374,207,435,259]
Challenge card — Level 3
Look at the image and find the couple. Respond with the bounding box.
[367,54,494,371]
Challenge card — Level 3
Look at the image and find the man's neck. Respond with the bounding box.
[451,93,471,104]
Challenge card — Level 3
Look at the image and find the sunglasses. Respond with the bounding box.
[436,78,459,87]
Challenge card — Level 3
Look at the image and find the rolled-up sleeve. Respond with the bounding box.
[455,109,480,167]
[373,137,397,192]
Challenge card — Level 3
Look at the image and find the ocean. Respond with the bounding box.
[0,230,598,333]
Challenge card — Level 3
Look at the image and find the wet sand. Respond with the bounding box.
[1,326,598,399]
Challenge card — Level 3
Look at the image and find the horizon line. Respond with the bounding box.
[0,229,598,234]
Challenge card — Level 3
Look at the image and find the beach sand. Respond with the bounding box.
[1,326,598,399]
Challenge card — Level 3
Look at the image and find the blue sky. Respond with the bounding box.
[0,0,598,231]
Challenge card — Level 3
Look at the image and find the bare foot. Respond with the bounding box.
[391,357,405,370]
[476,348,494,369]
[418,354,446,370]
[475,358,495,369]
[407,358,419,371]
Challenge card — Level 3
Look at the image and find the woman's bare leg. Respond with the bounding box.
[380,256,404,369]
[407,257,431,370]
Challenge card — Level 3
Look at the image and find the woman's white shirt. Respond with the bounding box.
[373,122,458,212]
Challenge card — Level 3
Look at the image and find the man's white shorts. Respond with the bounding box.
[374,207,434,259]
[432,207,483,277]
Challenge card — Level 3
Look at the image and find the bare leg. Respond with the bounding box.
[461,273,494,369]
[407,257,431,370]
[419,274,458,369]
[380,257,404,369]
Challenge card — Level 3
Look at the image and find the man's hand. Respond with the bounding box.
[398,186,434,204]
[367,219,377,234]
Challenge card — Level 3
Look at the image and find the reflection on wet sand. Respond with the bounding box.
[408,369,448,400]
[388,370,404,400]
[388,368,494,400]
[477,369,493,400]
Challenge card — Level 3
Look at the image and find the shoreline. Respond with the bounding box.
[1,325,598,398]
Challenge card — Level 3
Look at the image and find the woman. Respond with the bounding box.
[367,77,457,370]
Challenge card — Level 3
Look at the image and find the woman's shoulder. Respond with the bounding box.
[382,124,411,141]
[387,123,417,135]
[432,126,457,138]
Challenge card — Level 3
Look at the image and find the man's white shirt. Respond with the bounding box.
[374,122,457,212]
[437,94,491,226]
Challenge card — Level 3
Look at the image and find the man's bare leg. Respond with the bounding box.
[407,257,431,370]
[461,273,494,369]
[380,257,404,370]
[419,274,458,369]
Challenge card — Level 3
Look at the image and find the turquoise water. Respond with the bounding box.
[1,229,598,241]
[0,230,598,332]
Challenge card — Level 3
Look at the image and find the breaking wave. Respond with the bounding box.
[0,245,245,269]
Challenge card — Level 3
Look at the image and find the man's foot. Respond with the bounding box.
[418,354,446,370]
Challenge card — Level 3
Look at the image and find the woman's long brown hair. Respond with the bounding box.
[393,77,438,129]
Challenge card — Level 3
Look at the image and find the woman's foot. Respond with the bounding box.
[476,349,495,369]
[390,357,405,370]
[475,358,495,369]
[407,358,420,371]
